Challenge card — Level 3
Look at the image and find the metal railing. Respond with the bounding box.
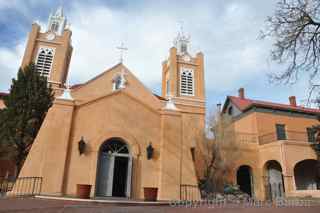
[232,132,258,144]
[0,176,42,197]
[218,132,259,144]
[258,131,310,145]
[216,130,312,146]
[180,184,201,201]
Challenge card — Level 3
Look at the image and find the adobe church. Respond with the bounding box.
[17,7,205,200]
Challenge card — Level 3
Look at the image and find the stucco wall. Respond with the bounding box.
[63,91,161,198]
[255,111,318,135]
[226,110,320,200]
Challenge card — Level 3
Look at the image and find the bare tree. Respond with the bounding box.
[198,109,241,194]
[261,0,320,102]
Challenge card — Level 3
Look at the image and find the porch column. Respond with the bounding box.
[283,172,295,197]
[253,168,265,200]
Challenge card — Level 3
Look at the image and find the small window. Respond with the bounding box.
[190,147,195,162]
[228,106,233,115]
[307,128,316,143]
[113,75,122,91]
[180,68,194,96]
[276,124,287,140]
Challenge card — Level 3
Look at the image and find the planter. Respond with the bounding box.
[76,184,91,199]
[144,187,158,201]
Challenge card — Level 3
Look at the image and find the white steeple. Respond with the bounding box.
[173,23,190,55]
[55,6,64,17]
[47,6,67,36]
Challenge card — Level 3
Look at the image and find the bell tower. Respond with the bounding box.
[161,30,205,102]
[21,6,73,91]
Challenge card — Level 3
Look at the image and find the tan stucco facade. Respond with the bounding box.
[223,94,320,200]
[17,21,205,200]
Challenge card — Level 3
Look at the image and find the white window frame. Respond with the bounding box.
[35,46,55,79]
[180,68,194,96]
[112,74,123,91]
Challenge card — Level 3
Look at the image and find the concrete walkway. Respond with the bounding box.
[0,197,320,213]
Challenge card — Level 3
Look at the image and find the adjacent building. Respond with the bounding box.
[221,88,320,200]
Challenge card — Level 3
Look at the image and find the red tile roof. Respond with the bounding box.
[227,96,320,115]
[0,92,8,98]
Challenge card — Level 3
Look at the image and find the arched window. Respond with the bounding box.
[112,72,127,91]
[100,139,129,154]
[36,47,55,78]
[180,68,194,96]
[50,21,59,32]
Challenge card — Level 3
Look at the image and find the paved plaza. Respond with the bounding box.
[1,198,320,213]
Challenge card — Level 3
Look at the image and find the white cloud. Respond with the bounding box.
[0,40,25,92]
[0,0,282,98]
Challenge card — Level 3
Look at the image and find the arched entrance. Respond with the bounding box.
[237,165,254,197]
[95,138,132,198]
[264,160,285,200]
[294,159,320,190]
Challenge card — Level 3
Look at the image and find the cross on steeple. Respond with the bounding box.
[174,21,190,55]
[116,42,128,63]
[178,20,185,35]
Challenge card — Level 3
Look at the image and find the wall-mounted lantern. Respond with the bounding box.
[78,136,86,155]
[146,143,154,160]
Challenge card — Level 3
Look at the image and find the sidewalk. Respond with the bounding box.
[1,197,320,213]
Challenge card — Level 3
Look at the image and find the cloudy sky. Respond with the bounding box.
[0,0,312,110]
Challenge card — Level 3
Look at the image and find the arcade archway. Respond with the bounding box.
[294,159,320,190]
[236,165,254,197]
[264,160,285,200]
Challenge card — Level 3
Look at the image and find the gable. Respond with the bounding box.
[71,91,161,144]
[71,63,162,110]
[223,100,242,117]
